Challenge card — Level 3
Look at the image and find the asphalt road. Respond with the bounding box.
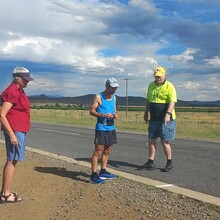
[0,121,219,198]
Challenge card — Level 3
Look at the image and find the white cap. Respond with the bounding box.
[12,66,34,81]
[106,77,119,87]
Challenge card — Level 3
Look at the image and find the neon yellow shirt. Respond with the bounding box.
[147,80,177,119]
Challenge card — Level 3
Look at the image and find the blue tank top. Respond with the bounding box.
[96,93,115,131]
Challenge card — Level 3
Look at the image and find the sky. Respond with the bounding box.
[0,0,220,101]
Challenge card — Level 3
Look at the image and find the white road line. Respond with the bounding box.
[156,184,174,188]
[37,128,80,136]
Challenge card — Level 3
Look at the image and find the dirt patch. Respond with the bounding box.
[0,143,219,220]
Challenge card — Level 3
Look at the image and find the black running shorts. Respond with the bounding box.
[94,130,117,146]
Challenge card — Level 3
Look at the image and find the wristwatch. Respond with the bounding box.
[166,112,171,115]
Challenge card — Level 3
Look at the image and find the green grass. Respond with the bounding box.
[31,109,220,141]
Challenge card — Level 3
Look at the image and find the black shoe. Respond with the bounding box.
[162,163,173,172]
[138,161,155,171]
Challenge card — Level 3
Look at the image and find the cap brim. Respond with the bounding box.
[154,73,164,77]
[110,83,119,88]
[22,76,34,81]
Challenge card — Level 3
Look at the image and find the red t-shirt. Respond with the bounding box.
[1,83,31,132]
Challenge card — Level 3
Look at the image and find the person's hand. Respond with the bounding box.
[164,114,171,125]
[144,112,148,123]
[103,113,114,119]
[10,133,18,147]
[113,112,119,119]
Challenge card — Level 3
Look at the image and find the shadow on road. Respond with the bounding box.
[76,157,140,169]
[76,157,167,172]
[34,166,90,183]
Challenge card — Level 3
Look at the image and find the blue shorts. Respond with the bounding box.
[148,120,176,141]
[4,131,27,161]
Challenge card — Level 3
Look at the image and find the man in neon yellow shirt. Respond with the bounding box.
[140,66,177,172]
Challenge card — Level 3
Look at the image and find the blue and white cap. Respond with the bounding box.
[106,77,119,88]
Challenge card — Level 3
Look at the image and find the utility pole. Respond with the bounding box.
[124,78,128,118]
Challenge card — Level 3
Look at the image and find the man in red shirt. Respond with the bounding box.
[0,67,33,203]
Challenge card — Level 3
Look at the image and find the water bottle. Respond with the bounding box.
[103,118,107,126]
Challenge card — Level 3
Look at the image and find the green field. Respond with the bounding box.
[31,108,220,141]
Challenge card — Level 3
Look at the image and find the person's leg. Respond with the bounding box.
[161,140,173,171]
[101,130,117,168]
[99,145,116,179]
[148,120,160,161]
[90,130,106,184]
[1,160,17,195]
[138,139,157,170]
[143,139,157,170]
[138,120,159,170]
[101,145,112,170]
[1,159,22,203]
[90,144,106,184]
[91,144,103,173]
[161,120,176,171]
[99,130,117,179]
[161,140,172,160]
[149,139,157,160]
[1,131,25,201]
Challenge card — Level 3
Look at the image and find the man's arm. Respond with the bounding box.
[167,102,175,114]
[164,101,175,125]
[113,95,119,119]
[90,94,102,118]
[164,84,177,124]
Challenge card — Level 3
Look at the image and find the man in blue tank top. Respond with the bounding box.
[90,78,119,184]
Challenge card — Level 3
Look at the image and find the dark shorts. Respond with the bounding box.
[94,130,117,146]
[4,131,27,161]
[148,120,176,141]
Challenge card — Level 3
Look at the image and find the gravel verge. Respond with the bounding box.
[0,144,219,220]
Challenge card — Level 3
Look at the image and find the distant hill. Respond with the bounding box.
[187,100,220,107]
[29,94,96,105]
[29,94,155,106]
[28,94,220,107]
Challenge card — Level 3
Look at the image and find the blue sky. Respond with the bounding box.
[0,0,220,101]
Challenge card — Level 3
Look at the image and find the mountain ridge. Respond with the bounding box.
[29,94,220,107]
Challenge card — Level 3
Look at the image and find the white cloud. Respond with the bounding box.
[30,76,59,92]
[204,56,220,66]
[0,33,62,62]
[196,94,209,101]
[182,81,200,90]
[0,0,219,101]
[170,49,197,63]
[205,77,220,90]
